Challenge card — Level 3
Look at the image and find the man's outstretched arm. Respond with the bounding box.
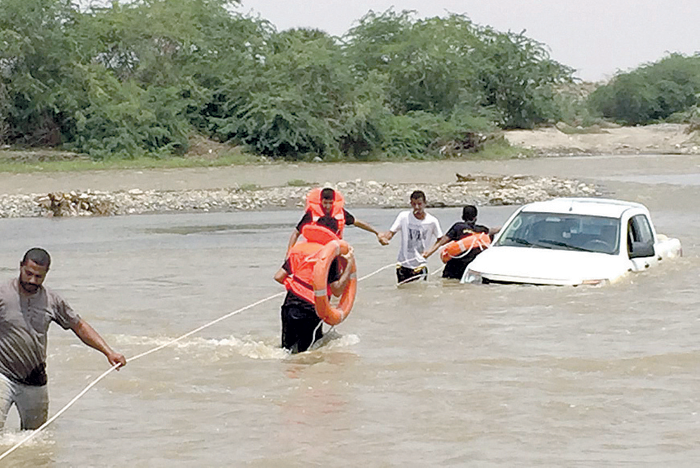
[71,319,126,368]
[423,235,451,259]
[353,219,389,245]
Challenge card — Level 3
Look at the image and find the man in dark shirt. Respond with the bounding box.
[285,188,387,257]
[423,205,496,279]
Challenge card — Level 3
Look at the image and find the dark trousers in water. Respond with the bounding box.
[281,294,323,353]
[442,249,484,280]
[396,265,428,284]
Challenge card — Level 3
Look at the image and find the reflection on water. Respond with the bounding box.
[0,160,699,466]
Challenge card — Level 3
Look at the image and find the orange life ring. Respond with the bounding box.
[440,232,491,263]
[312,240,357,326]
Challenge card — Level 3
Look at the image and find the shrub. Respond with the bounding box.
[588,53,700,125]
[345,11,574,129]
[0,2,578,158]
[209,28,355,159]
[0,82,9,144]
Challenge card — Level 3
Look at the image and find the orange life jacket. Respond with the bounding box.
[283,242,331,304]
[305,188,346,238]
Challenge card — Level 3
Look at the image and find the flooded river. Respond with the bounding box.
[0,154,699,467]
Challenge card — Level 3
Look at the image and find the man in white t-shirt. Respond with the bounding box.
[379,190,442,284]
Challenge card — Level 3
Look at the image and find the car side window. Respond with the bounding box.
[627,215,655,258]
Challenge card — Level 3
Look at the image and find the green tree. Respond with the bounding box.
[0,0,84,145]
[344,10,573,129]
[588,53,700,124]
[209,28,358,158]
[344,11,483,115]
[474,28,574,128]
[0,1,578,159]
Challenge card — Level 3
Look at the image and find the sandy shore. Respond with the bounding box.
[504,123,700,156]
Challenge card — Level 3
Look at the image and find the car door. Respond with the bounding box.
[627,214,658,271]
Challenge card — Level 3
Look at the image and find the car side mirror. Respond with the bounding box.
[629,241,655,258]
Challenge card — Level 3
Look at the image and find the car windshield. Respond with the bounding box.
[495,212,620,254]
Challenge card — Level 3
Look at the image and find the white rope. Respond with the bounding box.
[0,292,285,461]
[307,262,395,349]
[0,260,404,460]
[0,364,120,462]
[127,293,284,362]
[396,272,427,286]
[357,263,394,281]
[309,319,325,350]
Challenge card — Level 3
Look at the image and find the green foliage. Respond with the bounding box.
[474,29,574,128]
[336,71,391,159]
[588,53,700,125]
[552,83,605,128]
[377,112,441,158]
[345,12,482,115]
[0,0,84,145]
[345,11,573,129]
[209,27,357,158]
[67,69,192,158]
[666,105,700,133]
[376,108,493,159]
[0,82,9,143]
[477,135,527,160]
[0,0,228,154]
[0,2,576,159]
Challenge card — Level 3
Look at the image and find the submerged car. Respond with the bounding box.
[462,198,682,286]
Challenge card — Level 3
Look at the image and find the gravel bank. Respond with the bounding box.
[0,174,598,218]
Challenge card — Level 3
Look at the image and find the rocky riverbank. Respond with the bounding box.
[0,174,598,218]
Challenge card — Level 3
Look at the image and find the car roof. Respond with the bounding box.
[519,198,647,218]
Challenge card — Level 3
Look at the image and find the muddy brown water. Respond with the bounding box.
[0,154,699,467]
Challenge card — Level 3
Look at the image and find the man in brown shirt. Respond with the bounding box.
[0,248,126,430]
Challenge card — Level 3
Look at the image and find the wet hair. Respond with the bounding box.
[462,205,478,222]
[22,248,51,269]
[321,188,335,201]
[410,190,426,202]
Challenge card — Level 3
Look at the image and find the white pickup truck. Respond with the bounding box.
[462,198,682,286]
